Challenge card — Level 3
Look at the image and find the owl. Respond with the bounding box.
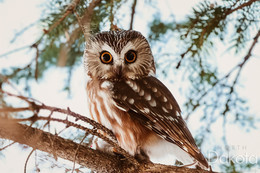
[84,30,209,169]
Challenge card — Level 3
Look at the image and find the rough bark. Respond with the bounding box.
[0,118,213,173]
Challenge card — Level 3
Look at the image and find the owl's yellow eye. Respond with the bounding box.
[125,50,137,63]
[100,51,113,64]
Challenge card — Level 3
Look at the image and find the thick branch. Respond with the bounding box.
[0,118,213,173]
[0,118,136,173]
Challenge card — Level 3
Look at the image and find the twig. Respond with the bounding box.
[226,0,258,16]
[5,115,138,166]
[24,148,35,173]
[40,104,116,140]
[10,22,37,43]
[0,120,137,172]
[185,29,260,120]
[0,45,30,58]
[71,133,88,173]
[30,43,39,81]
[43,0,81,34]
[0,89,139,164]
[179,0,258,69]
[0,107,31,113]
[0,90,115,140]
[129,0,137,30]
[176,46,192,69]
[0,141,16,151]
[0,85,139,166]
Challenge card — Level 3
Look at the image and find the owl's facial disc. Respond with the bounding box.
[84,30,156,81]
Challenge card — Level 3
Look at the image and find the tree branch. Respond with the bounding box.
[226,0,258,16]
[0,118,136,172]
[0,118,213,173]
[129,0,137,30]
[178,0,258,69]
[43,0,81,34]
[79,0,102,41]
[185,29,260,120]
[0,88,215,172]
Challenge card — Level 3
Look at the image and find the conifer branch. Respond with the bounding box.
[43,0,81,34]
[226,0,258,16]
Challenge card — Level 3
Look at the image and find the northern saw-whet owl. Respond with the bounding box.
[84,30,209,169]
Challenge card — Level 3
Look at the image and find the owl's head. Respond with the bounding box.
[84,30,155,81]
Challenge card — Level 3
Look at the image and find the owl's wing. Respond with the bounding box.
[112,76,208,168]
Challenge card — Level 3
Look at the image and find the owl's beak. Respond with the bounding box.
[114,65,122,77]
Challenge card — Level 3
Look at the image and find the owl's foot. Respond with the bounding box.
[134,149,151,164]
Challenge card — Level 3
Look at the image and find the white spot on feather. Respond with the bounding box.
[183,146,188,152]
[101,81,112,89]
[168,116,176,121]
[132,82,140,92]
[144,93,151,101]
[126,80,140,92]
[166,103,173,110]
[128,98,134,104]
[149,99,156,107]
[126,80,134,88]
[143,107,150,113]
[139,89,144,96]
[152,87,157,92]
[162,106,169,113]
[162,96,167,102]
[122,95,127,101]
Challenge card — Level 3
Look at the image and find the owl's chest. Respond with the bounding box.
[86,80,117,130]
[86,79,152,154]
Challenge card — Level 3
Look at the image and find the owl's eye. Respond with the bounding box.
[125,50,137,63]
[100,51,113,64]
